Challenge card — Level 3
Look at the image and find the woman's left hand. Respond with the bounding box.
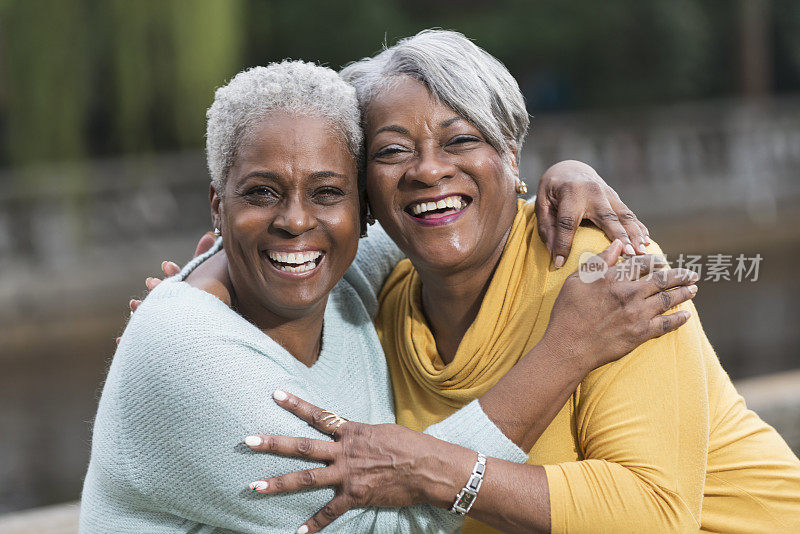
[534,160,650,268]
[245,391,471,533]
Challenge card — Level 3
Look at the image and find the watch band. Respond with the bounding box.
[450,452,487,516]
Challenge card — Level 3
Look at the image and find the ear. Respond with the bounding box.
[504,140,520,178]
[210,183,223,231]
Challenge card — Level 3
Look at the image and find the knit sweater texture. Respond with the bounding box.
[80,225,527,533]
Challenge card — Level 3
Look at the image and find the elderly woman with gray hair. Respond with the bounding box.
[81,47,704,534]
[233,30,800,534]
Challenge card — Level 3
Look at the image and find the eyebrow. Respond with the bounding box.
[243,171,280,180]
[374,124,409,136]
[309,170,347,180]
[243,170,347,181]
[440,116,464,128]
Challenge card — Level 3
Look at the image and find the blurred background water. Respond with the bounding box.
[1,0,799,522]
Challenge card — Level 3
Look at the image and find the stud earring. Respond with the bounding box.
[213,227,222,237]
[515,179,528,195]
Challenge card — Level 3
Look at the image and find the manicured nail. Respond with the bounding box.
[250,480,268,491]
[554,255,565,269]
[688,285,698,295]
[273,390,288,402]
[244,435,262,447]
[297,526,309,534]
[624,243,636,256]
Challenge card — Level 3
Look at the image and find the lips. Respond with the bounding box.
[264,249,324,274]
[404,194,471,221]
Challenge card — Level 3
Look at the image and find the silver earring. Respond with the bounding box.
[213,227,222,237]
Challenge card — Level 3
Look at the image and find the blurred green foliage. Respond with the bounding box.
[0,0,798,171]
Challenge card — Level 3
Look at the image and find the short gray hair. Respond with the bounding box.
[206,60,362,191]
[340,30,530,161]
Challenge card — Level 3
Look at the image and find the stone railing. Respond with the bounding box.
[1,95,799,271]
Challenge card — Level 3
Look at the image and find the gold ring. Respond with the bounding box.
[320,410,348,435]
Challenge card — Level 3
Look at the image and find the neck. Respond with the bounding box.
[417,225,512,365]
[232,288,327,368]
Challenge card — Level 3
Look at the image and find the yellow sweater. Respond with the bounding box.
[376,201,800,533]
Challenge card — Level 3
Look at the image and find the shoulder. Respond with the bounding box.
[341,222,405,317]
[350,223,405,289]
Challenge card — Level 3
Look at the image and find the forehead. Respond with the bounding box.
[365,77,461,135]
[234,111,356,176]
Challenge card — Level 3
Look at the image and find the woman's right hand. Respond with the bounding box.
[116,232,218,344]
[542,239,698,374]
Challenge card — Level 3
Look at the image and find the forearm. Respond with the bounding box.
[479,337,588,451]
[418,449,551,533]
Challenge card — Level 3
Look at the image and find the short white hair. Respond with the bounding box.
[206,60,362,191]
[340,30,530,161]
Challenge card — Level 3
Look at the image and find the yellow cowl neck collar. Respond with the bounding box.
[376,199,553,431]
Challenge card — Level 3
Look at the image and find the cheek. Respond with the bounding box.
[225,204,267,236]
[365,168,396,215]
[323,205,361,260]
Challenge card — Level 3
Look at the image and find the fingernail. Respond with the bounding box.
[644,235,651,245]
[691,272,699,282]
[129,299,136,308]
[637,242,647,254]
[624,244,636,256]
[244,435,262,447]
[688,285,698,295]
[297,526,309,534]
[273,390,288,402]
[250,480,268,491]
[554,255,565,269]
[683,310,691,319]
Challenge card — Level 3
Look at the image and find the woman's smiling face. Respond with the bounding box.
[364,77,520,273]
[213,111,360,317]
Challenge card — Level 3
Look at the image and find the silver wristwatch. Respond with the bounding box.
[450,452,486,516]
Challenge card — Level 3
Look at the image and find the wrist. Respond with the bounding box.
[538,329,593,383]
[417,440,477,509]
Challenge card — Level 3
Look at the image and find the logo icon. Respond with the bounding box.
[578,252,608,283]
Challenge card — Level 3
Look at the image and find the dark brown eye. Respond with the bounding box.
[244,186,280,204]
[373,145,407,159]
[449,135,480,145]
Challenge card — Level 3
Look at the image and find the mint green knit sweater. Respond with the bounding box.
[80,227,526,533]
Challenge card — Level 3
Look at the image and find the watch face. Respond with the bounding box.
[457,491,476,509]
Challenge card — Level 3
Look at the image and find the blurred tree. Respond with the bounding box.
[2,0,92,169]
[1,0,799,171]
[169,0,244,148]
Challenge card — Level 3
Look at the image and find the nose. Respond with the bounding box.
[405,147,457,187]
[271,196,317,236]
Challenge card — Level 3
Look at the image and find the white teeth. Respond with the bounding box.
[409,195,467,216]
[267,250,322,265]
[274,260,317,273]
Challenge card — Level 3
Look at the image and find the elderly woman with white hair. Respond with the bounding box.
[81,54,702,532]
[238,30,800,534]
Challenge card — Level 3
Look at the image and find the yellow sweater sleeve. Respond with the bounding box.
[544,246,710,533]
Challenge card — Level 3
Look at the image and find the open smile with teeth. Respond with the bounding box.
[406,195,470,219]
[266,250,323,273]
